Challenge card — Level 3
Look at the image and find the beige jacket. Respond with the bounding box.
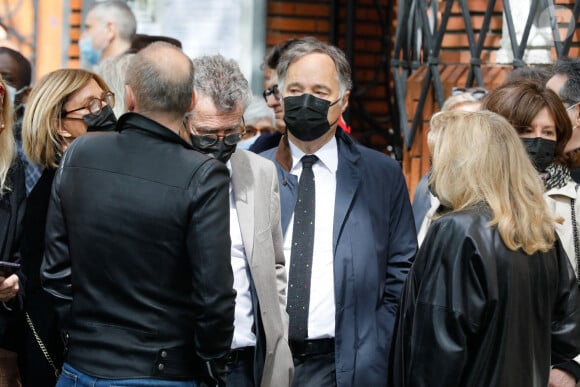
[230,150,294,387]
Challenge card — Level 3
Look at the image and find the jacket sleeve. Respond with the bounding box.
[551,238,580,363]
[40,162,72,330]
[390,221,485,387]
[187,158,235,362]
[269,163,289,338]
[384,168,418,319]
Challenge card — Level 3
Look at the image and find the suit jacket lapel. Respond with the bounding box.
[333,141,361,254]
[231,151,255,265]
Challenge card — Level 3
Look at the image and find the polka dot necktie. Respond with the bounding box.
[287,154,318,341]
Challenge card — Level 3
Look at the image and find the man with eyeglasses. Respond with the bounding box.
[547,57,580,186]
[41,42,235,386]
[186,54,293,387]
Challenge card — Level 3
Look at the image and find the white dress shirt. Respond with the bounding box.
[227,162,256,349]
[284,138,337,339]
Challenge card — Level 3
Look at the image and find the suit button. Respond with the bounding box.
[158,363,165,371]
[160,350,168,358]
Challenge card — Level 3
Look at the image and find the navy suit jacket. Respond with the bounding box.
[261,129,417,387]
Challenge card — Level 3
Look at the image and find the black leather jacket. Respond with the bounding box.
[390,206,580,387]
[41,113,235,380]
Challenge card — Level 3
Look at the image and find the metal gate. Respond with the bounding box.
[391,0,580,152]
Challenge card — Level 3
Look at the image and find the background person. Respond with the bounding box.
[412,90,483,237]
[546,57,580,183]
[95,53,134,118]
[0,47,41,194]
[239,95,275,150]
[79,0,136,68]
[390,110,580,386]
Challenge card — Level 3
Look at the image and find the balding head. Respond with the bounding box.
[125,42,194,120]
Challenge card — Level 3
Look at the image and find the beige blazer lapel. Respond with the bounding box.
[230,151,255,265]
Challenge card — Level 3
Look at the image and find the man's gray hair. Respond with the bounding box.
[125,42,194,119]
[91,1,137,42]
[277,37,353,98]
[191,54,252,114]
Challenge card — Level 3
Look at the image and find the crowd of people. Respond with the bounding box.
[0,1,576,386]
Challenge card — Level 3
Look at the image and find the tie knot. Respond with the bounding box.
[301,155,318,169]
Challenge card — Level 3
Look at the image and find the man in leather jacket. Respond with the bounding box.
[41,42,235,386]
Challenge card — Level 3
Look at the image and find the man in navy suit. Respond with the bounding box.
[261,37,417,387]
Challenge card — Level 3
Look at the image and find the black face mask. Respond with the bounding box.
[283,94,339,141]
[84,105,117,132]
[190,136,237,164]
[521,137,556,172]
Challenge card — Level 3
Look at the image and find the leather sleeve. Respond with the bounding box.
[551,238,580,363]
[390,220,485,386]
[187,158,235,362]
[40,161,72,330]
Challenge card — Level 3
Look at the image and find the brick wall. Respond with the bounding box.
[265,0,395,152]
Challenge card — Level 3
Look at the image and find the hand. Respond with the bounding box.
[0,274,19,302]
[549,368,576,387]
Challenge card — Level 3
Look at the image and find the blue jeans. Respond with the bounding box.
[56,363,198,387]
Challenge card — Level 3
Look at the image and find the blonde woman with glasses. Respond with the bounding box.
[20,68,115,386]
[390,111,580,387]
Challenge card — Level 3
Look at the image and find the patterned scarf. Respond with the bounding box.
[542,163,571,190]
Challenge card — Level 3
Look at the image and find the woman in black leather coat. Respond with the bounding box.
[390,110,580,387]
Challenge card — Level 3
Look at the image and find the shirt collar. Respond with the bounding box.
[288,136,338,174]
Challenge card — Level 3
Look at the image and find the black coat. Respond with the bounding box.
[41,113,235,379]
[0,158,26,347]
[19,168,62,387]
[390,206,580,387]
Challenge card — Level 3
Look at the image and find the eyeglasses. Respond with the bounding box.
[262,84,280,102]
[451,86,488,100]
[242,124,275,139]
[190,119,246,148]
[566,101,580,112]
[62,91,115,118]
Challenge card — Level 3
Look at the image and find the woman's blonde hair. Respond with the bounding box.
[22,69,110,168]
[428,110,556,254]
[0,75,16,195]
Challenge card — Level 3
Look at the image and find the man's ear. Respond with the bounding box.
[340,90,350,113]
[105,21,115,44]
[187,90,197,113]
[125,85,136,112]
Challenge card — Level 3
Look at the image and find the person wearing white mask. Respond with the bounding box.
[79,0,136,68]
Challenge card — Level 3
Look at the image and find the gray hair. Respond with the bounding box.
[277,37,352,98]
[243,95,275,126]
[125,42,194,119]
[191,54,252,114]
[91,1,137,43]
[95,53,135,117]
